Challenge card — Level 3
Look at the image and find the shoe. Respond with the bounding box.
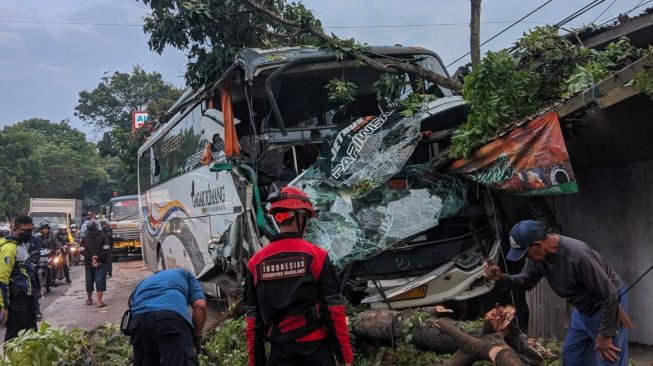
[46,287,51,293]
[66,278,72,284]
[36,312,43,321]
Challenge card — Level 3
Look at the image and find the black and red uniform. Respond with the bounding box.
[245,233,353,366]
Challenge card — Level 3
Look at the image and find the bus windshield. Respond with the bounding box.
[110,199,139,221]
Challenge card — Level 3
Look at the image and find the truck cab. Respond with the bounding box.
[107,195,142,258]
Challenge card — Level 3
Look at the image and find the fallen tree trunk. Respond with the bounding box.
[436,318,523,366]
[351,305,546,365]
[351,308,479,354]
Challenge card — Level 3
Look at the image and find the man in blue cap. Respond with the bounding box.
[484,220,631,366]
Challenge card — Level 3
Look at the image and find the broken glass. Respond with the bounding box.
[301,110,423,198]
[294,110,468,270]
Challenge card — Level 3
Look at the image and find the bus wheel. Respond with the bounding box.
[157,247,166,271]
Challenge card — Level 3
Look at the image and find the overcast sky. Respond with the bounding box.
[0,0,648,140]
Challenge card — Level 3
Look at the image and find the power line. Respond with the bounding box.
[592,0,620,23]
[0,20,142,27]
[0,18,566,29]
[446,0,555,67]
[596,0,653,27]
[555,0,608,27]
[324,20,560,29]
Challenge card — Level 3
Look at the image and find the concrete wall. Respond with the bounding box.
[553,95,653,344]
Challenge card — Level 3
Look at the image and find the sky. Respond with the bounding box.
[0,0,649,141]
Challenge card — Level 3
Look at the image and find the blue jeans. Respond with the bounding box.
[85,265,107,293]
[562,287,629,366]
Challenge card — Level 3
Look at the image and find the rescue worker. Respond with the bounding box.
[99,218,113,278]
[129,269,207,366]
[0,216,38,342]
[484,220,630,366]
[245,186,354,366]
[80,220,109,307]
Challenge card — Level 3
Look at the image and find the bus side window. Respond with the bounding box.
[151,149,160,185]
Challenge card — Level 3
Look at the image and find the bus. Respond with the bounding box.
[138,46,500,306]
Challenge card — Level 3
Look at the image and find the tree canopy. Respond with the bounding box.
[75,66,183,195]
[0,119,109,219]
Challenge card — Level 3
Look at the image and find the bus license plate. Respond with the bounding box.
[390,285,428,301]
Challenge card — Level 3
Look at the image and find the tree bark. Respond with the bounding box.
[470,0,482,67]
[351,306,546,365]
[351,308,476,354]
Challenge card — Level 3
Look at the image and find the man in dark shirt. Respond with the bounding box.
[99,219,113,278]
[80,221,109,307]
[129,269,207,366]
[485,220,630,366]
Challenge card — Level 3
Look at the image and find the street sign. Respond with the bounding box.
[132,111,149,132]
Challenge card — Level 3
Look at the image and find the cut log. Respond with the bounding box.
[351,307,480,354]
[351,305,547,365]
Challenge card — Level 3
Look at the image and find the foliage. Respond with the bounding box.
[325,78,358,104]
[374,73,408,109]
[562,61,610,96]
[75,66,182,195]
[1,322,79,366]
[399,93,435,117]
[140,0,323,88]
[199,316,248,366]
[634,47,653,98]
[353,342,449,366]
[451,50,534,158]
[451,27,646,158]
[0,322,130,366]
[400,311,429,343]
[0,119,109,218]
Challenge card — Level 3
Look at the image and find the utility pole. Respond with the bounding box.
[470,0,482,66]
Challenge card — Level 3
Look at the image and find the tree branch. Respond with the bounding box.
[242,0,462,92]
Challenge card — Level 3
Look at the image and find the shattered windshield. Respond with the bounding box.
[292,110,468,270]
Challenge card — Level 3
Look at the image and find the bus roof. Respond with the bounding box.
[138,45,448,156]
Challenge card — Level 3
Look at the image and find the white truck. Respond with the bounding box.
[28,198,83,229]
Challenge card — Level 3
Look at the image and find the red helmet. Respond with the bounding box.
[268,186,316,218]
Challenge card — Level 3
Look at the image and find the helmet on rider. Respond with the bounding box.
[267,186,316,235]
[99,218,108,227]
[38,220,50,231]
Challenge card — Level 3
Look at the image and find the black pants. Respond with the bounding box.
[268,339,336,366]
[131,311,198,366]
[5,293,37,342]
[107,252,113,276]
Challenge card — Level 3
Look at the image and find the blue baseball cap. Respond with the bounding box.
[507,220,547,261]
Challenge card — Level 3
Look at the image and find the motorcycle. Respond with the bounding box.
[69,242,81,266]
[32,248,54,297]
[52,249,66,281]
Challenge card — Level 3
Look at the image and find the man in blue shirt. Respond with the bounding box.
[129,269,207,366]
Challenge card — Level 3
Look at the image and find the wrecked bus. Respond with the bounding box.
[137,46,500,308]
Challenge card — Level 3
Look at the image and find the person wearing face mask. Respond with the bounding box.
[0,215,38,342]
[484,220,631,366]
[245,186,353,366]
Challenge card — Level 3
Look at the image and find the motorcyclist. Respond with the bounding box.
[35,221,60,288]
[54,225,72,284]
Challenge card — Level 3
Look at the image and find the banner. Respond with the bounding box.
[449,111,577,196]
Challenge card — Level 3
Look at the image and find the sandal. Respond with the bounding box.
[86,299,93,305]
[96,303,107,308]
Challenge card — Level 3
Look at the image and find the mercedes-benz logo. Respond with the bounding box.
[395,255,410,270]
